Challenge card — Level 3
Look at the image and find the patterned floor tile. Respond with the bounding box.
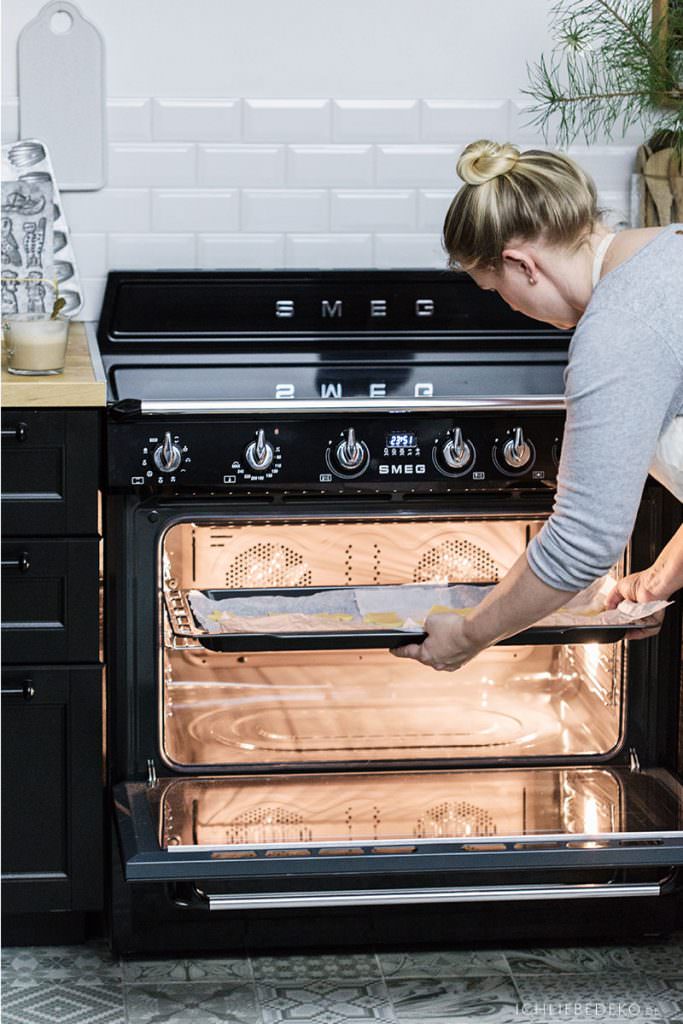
[378,949,510,978]
[624,939,683,974]
[186,957,254,982]
[647,977,683,1021]
[514,972,667,1022]
[121,957,253,982]
[251,953,380,982]
[121,959,190,982]
[1,978,125,1024]
[124,982,259,1023]
[386,976,520,1022]
[504,945,635,974]
[256,979,395,1023]
[1,941,120,982]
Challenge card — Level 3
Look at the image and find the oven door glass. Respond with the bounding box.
[160,517,624,769]
[114,767,683,885]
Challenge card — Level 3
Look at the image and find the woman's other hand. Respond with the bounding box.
[389,613,483,671]
[604,568,665,609]
[606,525,683,618]
[605,566,670,640]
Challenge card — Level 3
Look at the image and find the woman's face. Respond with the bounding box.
[469,256,580,330]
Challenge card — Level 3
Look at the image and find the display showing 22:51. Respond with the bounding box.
[386,432,418,448]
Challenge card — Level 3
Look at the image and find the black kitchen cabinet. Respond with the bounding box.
[1,409,99,535]
[1,408,103,934]
[1,666,102,914]
[1,538,99,663]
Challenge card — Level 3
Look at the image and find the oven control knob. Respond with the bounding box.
[328,428,370,477]
[153,432,182,473]
[441,427,474,471]
[244,429,274,472]
[503,427,533,469]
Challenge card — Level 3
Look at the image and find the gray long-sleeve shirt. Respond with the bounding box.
[527,224,683,592]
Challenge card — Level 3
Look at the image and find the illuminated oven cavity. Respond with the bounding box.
[160,518,624,768]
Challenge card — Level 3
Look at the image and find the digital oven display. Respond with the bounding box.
[386,432,418,448]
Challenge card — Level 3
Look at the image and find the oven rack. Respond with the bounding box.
[163,584,630,652]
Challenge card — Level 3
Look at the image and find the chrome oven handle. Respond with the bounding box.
[180,881,661,912]
[138,396,566,415]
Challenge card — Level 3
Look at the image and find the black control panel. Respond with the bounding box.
[107,413,564,493]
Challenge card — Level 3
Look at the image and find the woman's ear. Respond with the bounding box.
[502,247,538,284]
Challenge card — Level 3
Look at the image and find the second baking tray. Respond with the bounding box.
[184,585,630,652]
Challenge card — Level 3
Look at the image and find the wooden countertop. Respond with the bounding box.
[1,321,106,407]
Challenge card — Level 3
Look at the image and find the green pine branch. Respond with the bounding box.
[523,0,683,151]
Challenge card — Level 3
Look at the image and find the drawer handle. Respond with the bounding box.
[2,681,35,701]
[174,880,663,912]
[1,551,31,573]
[1,422,28,442]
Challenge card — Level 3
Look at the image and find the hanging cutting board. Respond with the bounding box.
[18,1,106,190]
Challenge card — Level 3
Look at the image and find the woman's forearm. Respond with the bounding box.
[464,551,577,648]
[645,524,683,598]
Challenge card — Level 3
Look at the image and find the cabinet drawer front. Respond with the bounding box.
[1,666,103,914]
[1,409,99,536]
[1,539,99,662]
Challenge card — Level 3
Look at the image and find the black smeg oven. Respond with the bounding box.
[99,270,683,955]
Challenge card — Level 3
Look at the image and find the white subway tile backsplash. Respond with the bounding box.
[61,189,151,232]
[509,101,554,146]
[376,145,461,187]
[70,233,108,277]
[332,100,419,142]
[242,189,328,232]
[568,145,635,191]
[244,100,331,142]
[421,100,509,143]
[331,190,416,232]
[108,144,196,186]
[286,233,373,268]
[46,93,644,278]
[152,189,239,231]
[198,234,285,268]
[287,145,373,187]
[79,277,107,322]
[511,100,647,149]
[152,99,241,141]
[2,98,19,144]
[198,145,286,187]
[374,233,446,268]
[107,99,152,141]
[108,233,195,269]
[417,190,454,232]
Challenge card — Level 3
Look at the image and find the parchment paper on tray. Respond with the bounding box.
[187,575,671,636]
[188,587,361,634]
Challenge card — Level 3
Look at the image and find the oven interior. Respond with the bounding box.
[160,517,624,770]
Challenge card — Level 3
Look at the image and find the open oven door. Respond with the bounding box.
[114,766,683,907]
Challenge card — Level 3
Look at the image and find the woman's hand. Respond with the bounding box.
[604,568,666,608]
[390,613,483,671]
[605,567,669,640]
[606,526,683,618]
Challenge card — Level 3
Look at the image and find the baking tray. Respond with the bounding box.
[188,585,630,652]
[1,139,83,317]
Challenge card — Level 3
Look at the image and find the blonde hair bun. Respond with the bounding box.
[457,139,520,185]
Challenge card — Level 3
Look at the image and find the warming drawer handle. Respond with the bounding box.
[1,551,31,573]
[2,680,36,701]
[180,881,662,912]
[1,422,28,442]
